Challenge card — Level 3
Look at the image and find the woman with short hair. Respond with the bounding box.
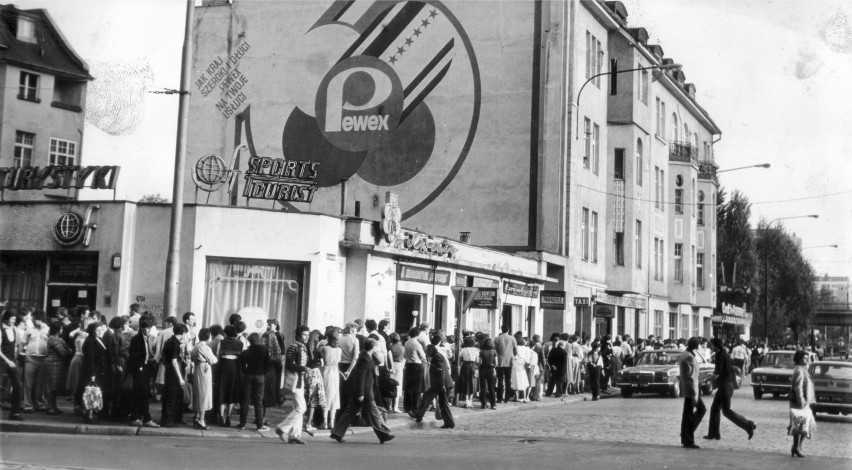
[511,337,531,403]
[457,336,480,408]
[237,332,268,431]
[318,331,341,429]
[191,328,218,430]
[478,338,497,409]
[45,322,72,415]
[217,325,243,427]
[787,350,816,458]
[389,332,405,413]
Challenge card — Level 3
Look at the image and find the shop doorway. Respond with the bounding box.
[395,292,422,334]
[595,317,612,338]
[433,295,447,332]
[46,285,96,318]
[501,304,523,336]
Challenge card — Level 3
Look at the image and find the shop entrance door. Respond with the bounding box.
[46,284,96,318]
[595,317,612,338]
[434,295,447,332]
[395,292,422,334]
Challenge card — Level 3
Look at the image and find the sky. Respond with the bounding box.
[16,0,852,281]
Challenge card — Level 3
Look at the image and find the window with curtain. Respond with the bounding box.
[204,259,305,337]
[0,253,46,311]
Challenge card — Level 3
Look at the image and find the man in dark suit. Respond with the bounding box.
[330,339,394,444]
[408,333,455,429]
[678,337,706,449]
[159,324,187,427]
[127,318,158,427]
[546,341,568,397]
[705,337,755,441]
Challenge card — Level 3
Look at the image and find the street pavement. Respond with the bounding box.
[1,378,850,469]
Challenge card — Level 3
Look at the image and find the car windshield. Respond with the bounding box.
[636,351,680,366]
[762,353,795,369]
[810,364,852,380]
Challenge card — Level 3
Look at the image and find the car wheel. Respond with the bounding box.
[752,388,762,399]
[620,388,633,398]
[671,381,681,398]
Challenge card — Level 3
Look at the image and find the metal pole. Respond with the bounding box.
[163,0,195,321]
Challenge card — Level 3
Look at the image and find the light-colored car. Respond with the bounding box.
[809,361,852,416]
[751,350,818,399]
[615,349,715,398]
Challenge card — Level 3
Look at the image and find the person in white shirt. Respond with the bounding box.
[621,336,634,367]
[22,310,49,412]
[731,339,749,381]
[128,304,142,331]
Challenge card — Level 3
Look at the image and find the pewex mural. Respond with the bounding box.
[189,0,537,247]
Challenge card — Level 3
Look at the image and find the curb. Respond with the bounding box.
[0,395,587,439]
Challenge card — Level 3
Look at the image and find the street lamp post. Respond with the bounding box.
[716,163,771,173]
[575,63,682,139]
[761,214,819,347]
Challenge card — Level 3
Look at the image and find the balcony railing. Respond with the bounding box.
[669,141,697,164]
[698,160,718,182]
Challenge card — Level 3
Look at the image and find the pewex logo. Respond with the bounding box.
[316,57,403,153]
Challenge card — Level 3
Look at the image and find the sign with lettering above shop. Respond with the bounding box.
[503,281,538,298]
[392,230,458,258]
[0,165,119,191]
[540,290,566,309]
[594,304,614,318]
[573,297,590,307]
[397,264,451,285]
[593,292,647,310]
[242,156,320,203]
[469,288,498,309]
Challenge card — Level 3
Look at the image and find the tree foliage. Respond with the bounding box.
[139,193,170,203]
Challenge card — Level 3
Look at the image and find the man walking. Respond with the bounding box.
[408,333,454,429]
[704,338,756,441]
[494,325,516,403]
[275,326,310,444]
[330,339,394,444]
[678,337,706,449]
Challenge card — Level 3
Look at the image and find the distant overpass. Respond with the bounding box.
[814,302,852,326]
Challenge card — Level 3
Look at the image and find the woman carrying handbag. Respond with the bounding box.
[787,350,816,458]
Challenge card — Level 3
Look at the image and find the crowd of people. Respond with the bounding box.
[0,305,821,453]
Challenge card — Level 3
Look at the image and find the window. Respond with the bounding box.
[660,102,666,139]
[669,312,677,340]
[697,253,705,289]
[591,211,598,262]
[674,189,683,214]
[581,208,589,261]
[691,178,696,218]
[583,118,591,169]
[635,220,642,269]
[592,123,600,174]
[13,131,35,167]
[697,191,705,226]
[654,310,664,339]
[674,243,683,283]
[19,72,39,101]
[655,98,661,137]
[610,59,618,95]
[683,123,690,145]
[49,138,77,166]
[635,139,643,186]
[654,167,661,209]
[671,113,679,142]
[585,31,592,80]
[586,32,602,86]
[614,149,624,180]
[596,39,603,86]
[614,232,625,266]
[639,68,649,104]
[679,314,689,339]
[691,246,696,285]
[653,238,664,281]
[658,238,664,282]
[16,17,36,43]
[617,307,626,336]
[693,313,699,338]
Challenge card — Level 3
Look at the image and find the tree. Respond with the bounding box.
[717,189,758,295]
[139,193,170,203]
[754,220,816,346]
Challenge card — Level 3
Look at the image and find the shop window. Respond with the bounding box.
[204,259,304,338]
[0,252,47,312]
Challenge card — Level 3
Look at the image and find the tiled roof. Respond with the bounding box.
[0,5,92,80]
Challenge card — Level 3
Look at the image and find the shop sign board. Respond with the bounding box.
[397,264,451,285]
[455,274,499,288]
[594,304,614,318]
[393,230,458,258]
[503,281,538,298]
[540,290,566,309]
[573,297,590,307]
[469,288,498,309]
[0,165,119,191]
[593,292,647,310]
[242,156,320,203]
[50,255,98,283]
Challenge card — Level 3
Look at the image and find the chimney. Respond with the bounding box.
[459,232,471,243]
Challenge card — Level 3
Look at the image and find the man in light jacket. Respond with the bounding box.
[677,337,705,449]
[494,324,517,403]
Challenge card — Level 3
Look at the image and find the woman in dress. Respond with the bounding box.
[457,336,480,408]
[66,318,89,415]
[389,332,405,413]
[81,322,111,422]
[216,325,243,427]
[511,337,531,402]
[564,335,581,394]
[318,331,341,429]
[528,335,544,401]
[303,330,326,433]
[205,324,224,425]
[191,328,218,430]
[45,322,72,415]
[788,350,816,458]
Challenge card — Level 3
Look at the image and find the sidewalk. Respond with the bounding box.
[0,393,586,440]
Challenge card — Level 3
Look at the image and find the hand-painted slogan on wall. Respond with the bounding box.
[195,41,252,118]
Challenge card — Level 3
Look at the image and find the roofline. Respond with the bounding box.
[583,0,722,136]
[27,8,93,80]
[2,57,92,80]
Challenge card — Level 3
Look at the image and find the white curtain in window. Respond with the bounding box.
[204,259,303,336]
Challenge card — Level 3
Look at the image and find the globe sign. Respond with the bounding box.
[54,212,84,246]
[193,154,230,192]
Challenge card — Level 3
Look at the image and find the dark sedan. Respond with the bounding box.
[615,349,715,398]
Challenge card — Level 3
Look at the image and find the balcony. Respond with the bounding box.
[669,141,697,164]
[698,160,718,182]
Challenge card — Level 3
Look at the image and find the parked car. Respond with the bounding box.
[751,350,818,399]
[615,349,715,398]
[809,361,852,416]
